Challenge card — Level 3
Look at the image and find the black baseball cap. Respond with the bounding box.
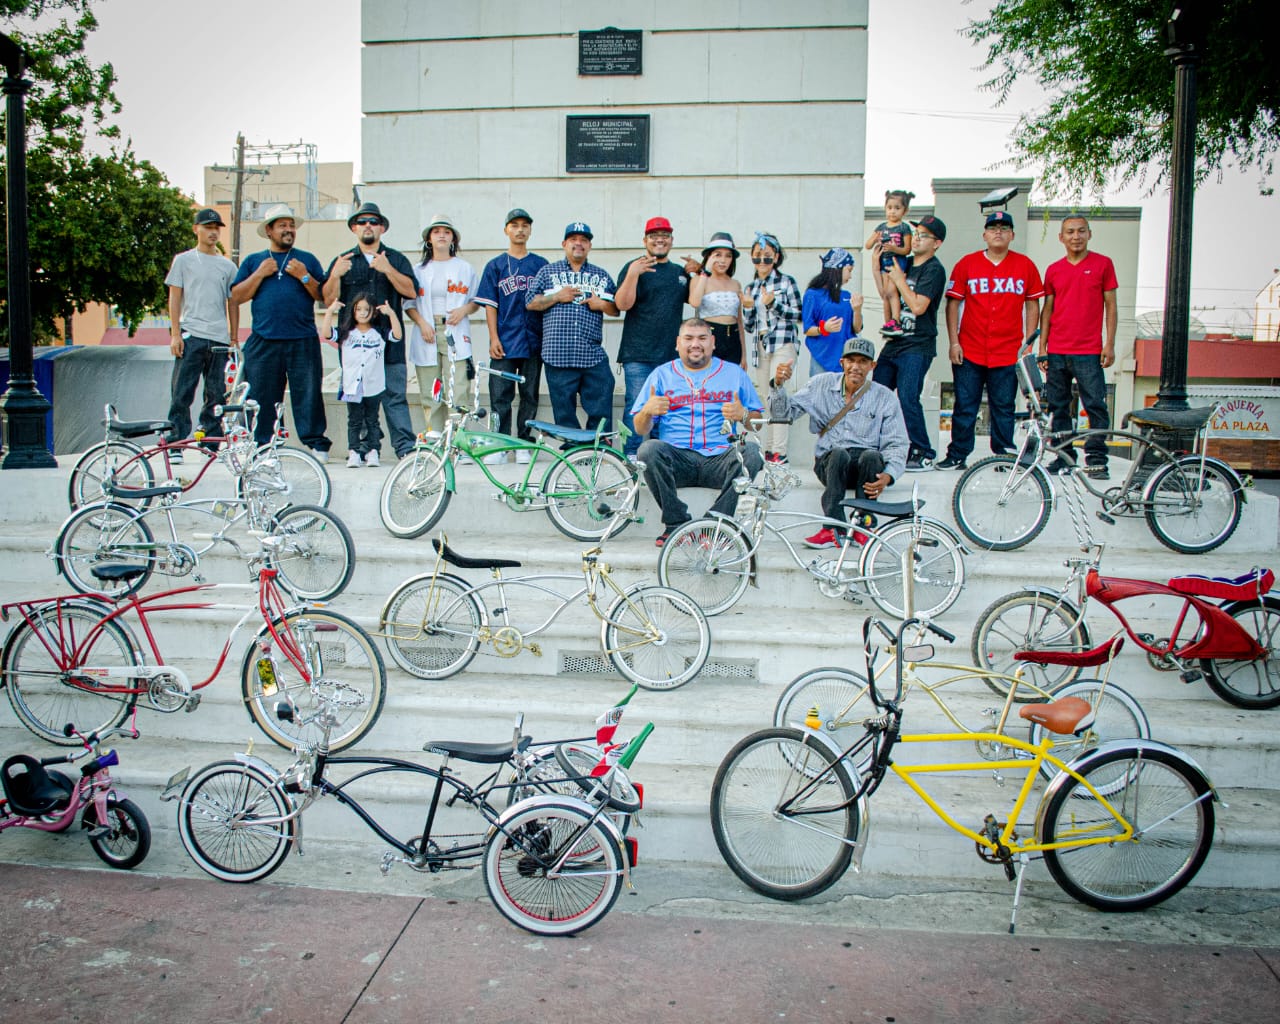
[915,215,946,242]
[505,208,533,225]
[193,208,225,227]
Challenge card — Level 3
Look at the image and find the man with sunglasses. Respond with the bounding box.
[874,215,947,471]
[323,202,418,458]
[613,216,692,460]
[936,210,1042,471]
[742,232,802,463]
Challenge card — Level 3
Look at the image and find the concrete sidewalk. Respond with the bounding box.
[1,857,1278,1024]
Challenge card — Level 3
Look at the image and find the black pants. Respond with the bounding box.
[814,447,885,524]
[489,354,543,440]
[167,336,228,442]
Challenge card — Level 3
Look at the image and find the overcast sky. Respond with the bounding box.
[44,0,1278,331]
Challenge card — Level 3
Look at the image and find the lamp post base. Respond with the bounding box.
[0,382,57,468]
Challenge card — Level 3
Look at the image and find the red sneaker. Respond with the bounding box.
[803,528,838,549]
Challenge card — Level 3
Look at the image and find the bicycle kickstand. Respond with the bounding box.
[1009,852,1032,934]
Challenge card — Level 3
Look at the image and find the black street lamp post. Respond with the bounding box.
[1,31,56,468]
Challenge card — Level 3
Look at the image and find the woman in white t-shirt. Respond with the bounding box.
[323,293,401,468]
[405,214,479,433]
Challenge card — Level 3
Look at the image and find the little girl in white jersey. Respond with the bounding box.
[323,293,401,467]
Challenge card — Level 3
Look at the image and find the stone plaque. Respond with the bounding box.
[578,28,642,76]
[566,115,650,174]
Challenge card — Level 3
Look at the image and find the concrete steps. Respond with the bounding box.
[1,451,1277,892]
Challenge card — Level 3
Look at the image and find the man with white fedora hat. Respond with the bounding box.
[230,203,330,457]
[324,201,418,458]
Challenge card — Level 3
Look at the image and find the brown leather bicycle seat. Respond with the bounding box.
[1014,636,1123,668]
[1018,696,1095,736]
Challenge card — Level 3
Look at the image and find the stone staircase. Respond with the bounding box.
[1,443,1277,893]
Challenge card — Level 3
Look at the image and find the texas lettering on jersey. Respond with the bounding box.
[960,276,1028,296]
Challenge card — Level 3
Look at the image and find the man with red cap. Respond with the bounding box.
[613,216,694,459]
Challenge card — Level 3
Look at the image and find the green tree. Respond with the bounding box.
[2,0,191,343]
[966,0,1280,198]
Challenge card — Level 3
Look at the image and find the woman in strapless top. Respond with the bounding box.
[687,231,746,367]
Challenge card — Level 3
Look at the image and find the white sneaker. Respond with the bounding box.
[364,449,380,468]
[346,451,362,468]
[483,451,508,466]
[514,448,531,465]
[457,453,474,465]
[310,448,329,464]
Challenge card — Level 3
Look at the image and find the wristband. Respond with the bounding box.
[818,321,829,336]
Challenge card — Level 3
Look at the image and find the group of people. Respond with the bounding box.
[162,199,1117,549]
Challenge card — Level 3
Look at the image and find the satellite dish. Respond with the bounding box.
[978,186,1019,210]
[1135,311,1207,340]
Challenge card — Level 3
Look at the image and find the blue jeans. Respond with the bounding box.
[620,360,663,458]
[638,438,763,528]
[873,349,934,459]
[544,359,615,433]
[242,333,329,450]
[946,359,1016,460]
[1045,354,1110,465]
[167,335,228,442]
[380,362,415,456]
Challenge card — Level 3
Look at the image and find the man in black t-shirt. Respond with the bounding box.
[614,216,693,459]
[874,214,947,471]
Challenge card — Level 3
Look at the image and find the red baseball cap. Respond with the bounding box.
[644,216,673,234]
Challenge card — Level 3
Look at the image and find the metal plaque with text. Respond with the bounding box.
[578,28,642,76]
[566,115,650,174]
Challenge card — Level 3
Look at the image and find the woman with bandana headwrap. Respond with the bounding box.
[801,247,864,373]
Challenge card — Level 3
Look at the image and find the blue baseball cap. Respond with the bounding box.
[984,210,1014,229]
[563,221,593,241]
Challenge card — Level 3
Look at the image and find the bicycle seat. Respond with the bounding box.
[91,564,149,583]
[842,497,921,518]
[1122,405,1215,432]
[103,480,184,500]
[1167,568,1275,600]
[422,736,530,764]
[1,755,75,816]
[103,416,174,439]
[1014,636,1123,668]
[527,419,618,445]
[431,538,521,571]
[1017,697,1095,737]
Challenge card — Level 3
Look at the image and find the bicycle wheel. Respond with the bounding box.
[380,449,450,539]
[1144,455,1242,555]
[859,518,965,620]
[1027,680,1151,790]
[242,446,331,514]
[655,518,752,616]
[773,667,870,756]
[603,585,710,691]
[1040,746,1214,911]
[68,440,155,511]
[53,502,156,599]
[85,796,151,870]
[483,800,623,936]
[241,609,386,752]
[553,744,643,814]
[265,505,355,602]
[542,448,637,542]
[177,761,295,882]
[2,601,141,745]
[380,574,485,680]
[1202,596,1280,709]
[971,591,1089,697]
[952,456,1052,551]
[711,727,858,900]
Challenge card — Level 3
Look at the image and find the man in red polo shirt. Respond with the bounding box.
[936,210,1043,470]
[1037,214,1119,479]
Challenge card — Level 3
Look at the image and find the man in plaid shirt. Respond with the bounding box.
[527,222,620,432]
[742,232,802,463]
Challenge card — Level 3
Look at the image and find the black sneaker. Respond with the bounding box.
[935,456,966,471]
[1047,458,1075,476]
[904,453,933,472]
[1084,463,1110,480]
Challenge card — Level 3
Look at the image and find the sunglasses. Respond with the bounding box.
[354,218,382,226]
[751,256,775,265]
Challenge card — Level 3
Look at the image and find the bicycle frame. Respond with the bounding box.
[0,738,127,836]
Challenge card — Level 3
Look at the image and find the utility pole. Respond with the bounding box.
[211,133,268,266]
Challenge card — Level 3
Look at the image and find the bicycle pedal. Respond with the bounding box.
[184,694,202,712]
[85,826,112,840]
[379,852,396,875]
[1095,512,1116,526]
[1181,669,1204,685]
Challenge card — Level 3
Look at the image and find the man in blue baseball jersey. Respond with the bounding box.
[631,318,764,547]
[526,222,619,432]
[475,208,548,459]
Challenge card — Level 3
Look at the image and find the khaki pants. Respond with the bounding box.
[416,317,468,434]
[752,347,797,457]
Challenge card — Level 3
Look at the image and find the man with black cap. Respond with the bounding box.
[874,213,948,471]
[230,203,330,456]
[164,208,238,452]
[475,208,548,455]
[324,202,418,457]
[614,215,692,460]
[526,222,619,432]
[936,209,1043,471]
[771,335,909,548]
